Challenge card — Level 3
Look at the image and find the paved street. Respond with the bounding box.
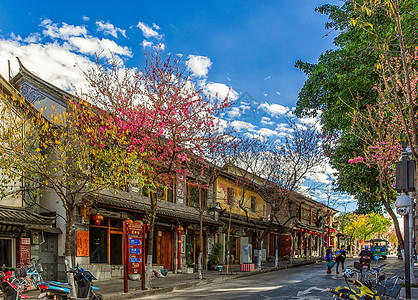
[139,257,404,300]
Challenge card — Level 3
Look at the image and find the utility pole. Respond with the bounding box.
[395,143,415,299]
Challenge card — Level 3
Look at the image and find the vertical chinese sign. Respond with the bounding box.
[18,237,31,266]
[123,221,145,293]
[76,231,89,257]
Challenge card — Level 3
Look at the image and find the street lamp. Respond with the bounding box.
[395,142,415,299]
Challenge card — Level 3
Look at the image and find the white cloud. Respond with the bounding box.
[82,16,90,21]
[186,55,212,78]
[256,128,277,137]
[300,116,317,125]
[276,91,281,96]
[156,43,165,51]
[258,102,289,117]
[238,105,250,113]
[261,117,275,126]
[140,40,153,49]
[264,76,271,80]
[0,40,93,92]
[230,120,256,132]
[41,19,87,39]
[276,132,293,139]
[204,82,238,101]
[275,123,294,133]
[244,132,267,142]
[136,21,162,39]
[227,107,241,118]
[152,23,160,30]
[67,36,132,57]
[24,33,41,43]
[263,92,268,97]
[0,19,134,92]
[96,21,126,38]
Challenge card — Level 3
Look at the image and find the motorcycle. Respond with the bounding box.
[37,266,102,300]
[360,255,371,271]
[0,266,29,300]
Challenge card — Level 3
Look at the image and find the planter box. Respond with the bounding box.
[240,263,255,272]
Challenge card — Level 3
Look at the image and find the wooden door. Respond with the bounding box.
[156,229,174,271]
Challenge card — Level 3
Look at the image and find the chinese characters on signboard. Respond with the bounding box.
[19,237,31,265]
[127,224,143,275]
[0,224,24,237]
[76,231,89,257]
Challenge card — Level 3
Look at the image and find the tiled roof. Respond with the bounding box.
[84,193,223,226]
[0,205,55,226]
[219,211,270,229]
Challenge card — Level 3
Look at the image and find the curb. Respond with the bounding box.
[104,260,320,300]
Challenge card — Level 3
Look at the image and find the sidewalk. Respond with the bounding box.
[399,261,418,299]
[95,257,321,300]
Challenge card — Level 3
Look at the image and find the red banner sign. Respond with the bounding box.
[19,237,31,265]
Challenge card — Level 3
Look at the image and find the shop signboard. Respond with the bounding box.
[0,224,24,237]
[123,221,145,293]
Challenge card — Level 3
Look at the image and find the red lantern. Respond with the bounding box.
[92,213,104,225]
[176,226,184,232]
[134,220,142,224]
[125,218,133,224]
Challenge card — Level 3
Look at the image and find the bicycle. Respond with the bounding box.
[12,258,43,291]
[329,266,405,299]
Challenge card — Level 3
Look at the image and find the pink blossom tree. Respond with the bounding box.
[83,51,233,287]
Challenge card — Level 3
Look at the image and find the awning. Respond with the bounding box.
[84,193,223,226]
[0,205,55,237]
[0,205,55,227]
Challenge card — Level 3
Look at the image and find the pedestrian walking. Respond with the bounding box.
[325,246,334,273]
[335,245,346,274]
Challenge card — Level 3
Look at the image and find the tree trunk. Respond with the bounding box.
[65,205,76,299]
[198,252,202,280]
[198,209,203,280]
[274,233,280,268]
[146,193,158,289]
[257,241,263,270]
[382,197,404,249]
[226,208,232,274]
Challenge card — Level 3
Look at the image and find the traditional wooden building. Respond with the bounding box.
[0,74,57,279]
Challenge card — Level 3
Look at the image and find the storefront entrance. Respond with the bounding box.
[0,238,14,267]
[156,228,174,271]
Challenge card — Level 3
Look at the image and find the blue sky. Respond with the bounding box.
[0,0,356,210]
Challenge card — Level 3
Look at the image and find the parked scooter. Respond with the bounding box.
[37,266,102,300]
[0,266,29,300]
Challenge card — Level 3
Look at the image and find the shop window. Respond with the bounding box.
[89,227,108,263]
[89,216,123,265]
[250,196,256,212]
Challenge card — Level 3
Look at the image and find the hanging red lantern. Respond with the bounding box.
[125,218,133,224]
[92,213,104,225]
[176,226,184,232]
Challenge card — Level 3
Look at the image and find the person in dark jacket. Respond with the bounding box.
[359,246,372,269]
[325,247,333,273]
[335,245,346,274]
